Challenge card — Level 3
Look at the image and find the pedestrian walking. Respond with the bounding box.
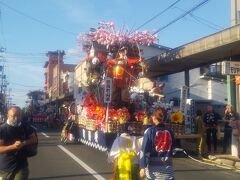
[222,104,236,154]
[203,105,220,154]
[139,108,175,180]
[0,106,38,180]
[195,110,206,156]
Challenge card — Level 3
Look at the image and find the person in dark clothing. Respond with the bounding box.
[203,105,220,153]
[223,105,235,154]
[139,108,175,180]
[0,106,37,180]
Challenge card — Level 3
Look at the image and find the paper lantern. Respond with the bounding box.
[113,65,125,79]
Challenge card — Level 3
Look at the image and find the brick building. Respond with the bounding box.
[44,50,76,102]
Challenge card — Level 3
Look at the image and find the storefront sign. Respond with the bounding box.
[104,77,112,103]
[222,61,240,75]
[185,99,195,134]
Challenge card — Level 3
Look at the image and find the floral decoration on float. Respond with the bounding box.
[170,111,185,135]
[170,111,184,124]
[78,21,158,48]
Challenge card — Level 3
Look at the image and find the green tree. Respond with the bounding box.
[27,90,44,114]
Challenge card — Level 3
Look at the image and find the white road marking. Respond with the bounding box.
[31,125,37,130]
[31,125,50,138]
[58,145,106,180]
[41,132,50,138]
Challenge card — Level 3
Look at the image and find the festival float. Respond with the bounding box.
[74,22,191,152]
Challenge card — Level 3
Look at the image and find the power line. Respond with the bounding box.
[0,8,6,48]
[9,82,42,88]
[135,0,182,30]
[0,1,77,36]
[153,0,210,35]
[6,61,43,64]
[174,6,224,31]
[190,15,221,30]
[5,51,81,57]
[6,51,45,56]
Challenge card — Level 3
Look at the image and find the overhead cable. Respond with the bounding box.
[174,6,224,30]
[153,0,210,34]
[0,8,6,47]
[0,1,77,36]
[135,0,182,30]
[9,81,42,88]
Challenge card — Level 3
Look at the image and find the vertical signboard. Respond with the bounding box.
[104,77,112,132]
[104,77,112,103]
[180,86,188,115]
[185,99,195,134]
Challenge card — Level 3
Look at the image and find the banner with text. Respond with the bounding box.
[104,77,112,103]
[180,86,188,115]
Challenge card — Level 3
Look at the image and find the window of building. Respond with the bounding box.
[238,10,240,24]
[157,75,168,82]
[200,63,226,80]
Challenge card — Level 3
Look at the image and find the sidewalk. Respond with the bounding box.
[179,139,240,170]
[203,154,240,170]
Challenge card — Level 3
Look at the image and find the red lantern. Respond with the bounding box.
[113,65,125,79]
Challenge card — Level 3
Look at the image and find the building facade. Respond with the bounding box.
[161,66,227,113]
[44,50,76,102]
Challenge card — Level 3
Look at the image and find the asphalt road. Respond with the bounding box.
[28,125,240,180]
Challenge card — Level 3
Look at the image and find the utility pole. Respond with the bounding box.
[0,66,3,94]
[57,50,61,97]
[230,0,240,157]
[0,47,6,114]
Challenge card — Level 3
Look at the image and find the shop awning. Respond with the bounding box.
[145,24,240,77]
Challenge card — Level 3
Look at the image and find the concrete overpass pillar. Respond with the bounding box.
[184,69,190,97]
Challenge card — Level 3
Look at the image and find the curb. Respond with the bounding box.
[201,156,240,170]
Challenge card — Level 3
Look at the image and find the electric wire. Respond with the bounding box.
[0,1,77,36]
[174,6,224,30]
[135,0,182,30]
[153,0,210,34]
[0,7,6,48]
[9,81,42,88]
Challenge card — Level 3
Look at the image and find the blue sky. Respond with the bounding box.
[0,0,230,107]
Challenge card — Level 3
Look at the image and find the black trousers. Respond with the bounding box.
[206,128,217,152]
[223,126,232,153]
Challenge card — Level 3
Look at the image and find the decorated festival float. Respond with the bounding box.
[74,22,198,152]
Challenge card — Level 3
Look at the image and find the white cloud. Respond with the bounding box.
[65,48,82,56]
